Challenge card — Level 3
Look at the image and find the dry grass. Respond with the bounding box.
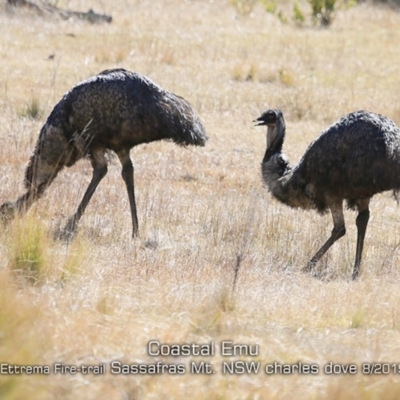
[1,0,400,398]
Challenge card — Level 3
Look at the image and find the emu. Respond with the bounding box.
[0,68,207,238]
[255,109,400,279]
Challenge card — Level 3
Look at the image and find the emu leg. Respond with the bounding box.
[352,199,370,280]
[116,149,138,238]
[63,149,107,237]
[303,203,346,274]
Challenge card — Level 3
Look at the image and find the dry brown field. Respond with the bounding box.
[1,1,400,398]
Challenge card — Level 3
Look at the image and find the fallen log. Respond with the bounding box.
[6,0,112,24]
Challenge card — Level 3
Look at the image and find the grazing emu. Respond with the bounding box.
[254,109,400,279]
[0,68,207,238]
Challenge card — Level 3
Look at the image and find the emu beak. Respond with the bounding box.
[253,118,267,127]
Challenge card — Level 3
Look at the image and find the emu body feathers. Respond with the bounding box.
[255,109,400,279]
[1,68,207,238]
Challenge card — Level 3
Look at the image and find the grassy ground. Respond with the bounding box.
[1,0,400,399]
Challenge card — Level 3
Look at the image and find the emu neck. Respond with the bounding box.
[261,124,302,209]
[263,125,285,163]
[260,117,314,210]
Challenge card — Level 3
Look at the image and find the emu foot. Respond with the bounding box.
[301,262,326,280]
[57,228,77,242]
[55,219,78,242]
[301,261,316,275]
[351,271,360,281]
[132,228,139,239]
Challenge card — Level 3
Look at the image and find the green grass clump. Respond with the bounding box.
[7,215,49,284]
[20,97,42,120]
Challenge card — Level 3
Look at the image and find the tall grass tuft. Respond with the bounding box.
[0,271,47,399]
[7,215,50,285]
[20,97,42,120]
[59,237,88,281]
[230,0,257,15]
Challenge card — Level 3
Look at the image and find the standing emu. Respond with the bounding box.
[255,109,400,279]
[0,68,207,238]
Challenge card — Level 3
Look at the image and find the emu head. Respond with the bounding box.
[0,201,16,223]
[25,125,76,192]
[254,109,286,155]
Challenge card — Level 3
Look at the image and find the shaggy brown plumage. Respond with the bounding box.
[255,109,400,279]
[1,68,207,238]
